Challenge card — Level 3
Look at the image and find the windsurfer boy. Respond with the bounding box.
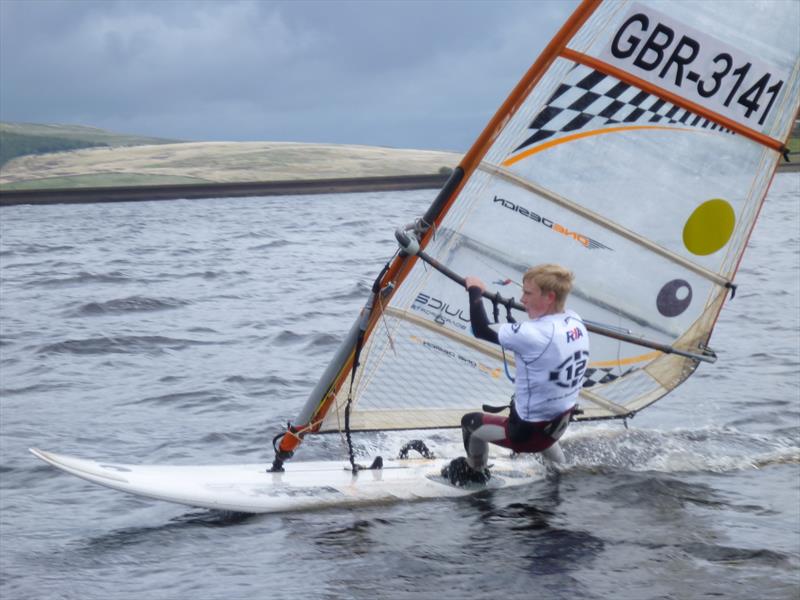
[442,264,589,486]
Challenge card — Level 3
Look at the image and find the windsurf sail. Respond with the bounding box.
[271,0,800,468]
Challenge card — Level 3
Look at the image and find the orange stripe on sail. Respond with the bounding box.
[589,351,662,369]
[503,124,687,167]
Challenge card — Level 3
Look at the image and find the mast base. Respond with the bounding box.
[267,458,286,473]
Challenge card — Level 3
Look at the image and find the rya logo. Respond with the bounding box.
[566,327,583,342]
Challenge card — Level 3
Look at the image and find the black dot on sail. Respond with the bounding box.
[657,279,693,317]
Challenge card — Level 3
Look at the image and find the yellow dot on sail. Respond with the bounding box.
[682,199,735,256]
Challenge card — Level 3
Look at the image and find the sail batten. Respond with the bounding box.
[578,389,631,416]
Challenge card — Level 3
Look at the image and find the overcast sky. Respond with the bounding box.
[1,0,578,151]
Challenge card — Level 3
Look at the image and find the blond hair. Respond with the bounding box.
[523,264,574,312]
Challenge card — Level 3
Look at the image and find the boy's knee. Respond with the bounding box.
[461,412,483,433]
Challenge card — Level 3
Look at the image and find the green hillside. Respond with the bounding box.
[0,122,182,167]
[788,120,800,153]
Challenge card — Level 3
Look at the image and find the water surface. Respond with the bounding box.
[1,176,798,599]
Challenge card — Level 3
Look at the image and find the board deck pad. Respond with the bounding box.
[30,448,545,514]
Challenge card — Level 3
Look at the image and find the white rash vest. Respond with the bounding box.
[498,310,589,422]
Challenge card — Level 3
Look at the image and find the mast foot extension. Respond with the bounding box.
[268,425,298,473]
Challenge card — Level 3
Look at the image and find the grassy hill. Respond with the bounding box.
[0,122,182,168]
[0,123,462,190]
[788,120,800,154]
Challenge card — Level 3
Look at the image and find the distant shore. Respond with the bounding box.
[2,162,797,207]
[2,151,796,207]
[0,173,450,207]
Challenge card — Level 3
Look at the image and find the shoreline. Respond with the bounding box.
[0,173,450,207]
[778,159,800,173]
[1,161,796,207]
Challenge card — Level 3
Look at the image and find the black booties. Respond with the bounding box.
[441,457,491,487]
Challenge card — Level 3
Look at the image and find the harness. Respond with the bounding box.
[507,401,573,444]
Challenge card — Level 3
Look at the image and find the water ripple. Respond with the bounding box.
[1,182,797,600]
[127,390,228,409]
[64,296,190,317]
[24,271,141,287]
[37,335,224,355]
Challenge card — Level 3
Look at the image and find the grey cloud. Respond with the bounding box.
[1,0,578,150]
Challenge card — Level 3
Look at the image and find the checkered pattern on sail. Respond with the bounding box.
[514,65,735,153]
[582,366,632,388]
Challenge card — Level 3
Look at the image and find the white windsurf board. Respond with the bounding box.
[30,448,544,514]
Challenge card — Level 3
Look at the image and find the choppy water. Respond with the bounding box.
[1,176,798,600]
